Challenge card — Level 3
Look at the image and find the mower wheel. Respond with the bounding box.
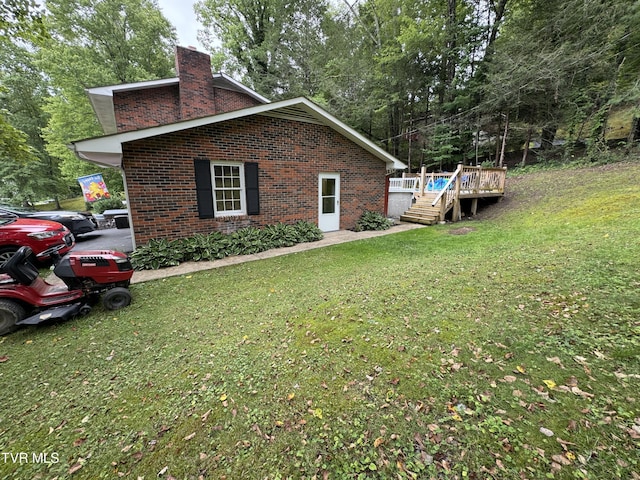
[0,299,26,335]
[102,287,132,310]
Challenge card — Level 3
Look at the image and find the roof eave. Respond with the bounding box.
[70,97,407,172]
[87,78,181,135]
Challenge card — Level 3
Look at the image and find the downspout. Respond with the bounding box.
[384,174,390,216]
[69,142,136,251]
[120,167,136,251]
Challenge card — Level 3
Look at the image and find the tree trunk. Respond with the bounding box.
[540,125,557,149]
[499,113,509,168]
[521,126,533,166]
[628,116,640,144]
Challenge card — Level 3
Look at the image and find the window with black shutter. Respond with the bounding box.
[193,159,259,218]
[194,158,214,218]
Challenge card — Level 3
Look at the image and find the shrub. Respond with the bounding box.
[130,238,182,270]
[132,221,325,270]
[354,211,393,232]
[293,220,324,242]
[91,197,125,214]
[228,227,269,255]
[262,223,300,248]
[174,232,229,262]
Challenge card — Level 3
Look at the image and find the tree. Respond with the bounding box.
[479,0,633,159]
[195,0,330,97]
[0,40,65,205]
[38,0,177,193]
[0,0,48,43]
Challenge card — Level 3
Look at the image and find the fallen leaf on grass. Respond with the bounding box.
[73,437,86,447]
[374,437,384,448]
[0,355,8,362]
[552,454,572,465]
[184,432,196,441]
[546,356,565,368]
[539,427,554,437]
[69,463,83,474]
[556,437,577,449]
[614,371,640,380]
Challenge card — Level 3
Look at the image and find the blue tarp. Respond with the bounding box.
[426,178,451,191]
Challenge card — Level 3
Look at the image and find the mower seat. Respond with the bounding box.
[0,246,39,286]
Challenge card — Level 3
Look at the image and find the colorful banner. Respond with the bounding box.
[78,174,111,202]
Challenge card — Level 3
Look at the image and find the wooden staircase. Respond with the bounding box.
[400,193,443,225]
[395,164,507,226]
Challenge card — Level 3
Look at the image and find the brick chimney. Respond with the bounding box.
[175,46,217,120]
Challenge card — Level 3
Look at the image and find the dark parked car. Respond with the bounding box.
[0,216,75,263]
[0,205,95,236]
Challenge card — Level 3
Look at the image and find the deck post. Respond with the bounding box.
[420,166,426,196]
[452,163,462,221]
[473,166,481,195]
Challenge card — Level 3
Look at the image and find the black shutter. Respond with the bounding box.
[245,162,260,215]
[193,158,214,219]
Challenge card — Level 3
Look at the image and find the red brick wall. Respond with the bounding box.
[176,47,216,120]
[123,116,388,244]
[112,47,264,132]
[114,86,180,132]
[212,87,263,115]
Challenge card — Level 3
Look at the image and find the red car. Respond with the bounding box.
[0,216,75,263]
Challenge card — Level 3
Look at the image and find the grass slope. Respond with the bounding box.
[1,161,639,479]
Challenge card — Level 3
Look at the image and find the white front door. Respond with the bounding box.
[318,173,340,232]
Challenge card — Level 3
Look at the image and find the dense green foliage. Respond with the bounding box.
[130,221,324,270]
[354,210,394,231]
[89,196,126,214]
[1,0,638,204]
[1,0,176,204]
[0,160,638,478]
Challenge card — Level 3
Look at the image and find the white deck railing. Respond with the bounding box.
[388,177,419,192]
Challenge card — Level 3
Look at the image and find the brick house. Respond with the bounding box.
[71,47,406,248]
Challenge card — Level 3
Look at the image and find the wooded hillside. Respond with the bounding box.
[1,0,638,203]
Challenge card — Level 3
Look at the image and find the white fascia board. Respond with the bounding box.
[70,97,407,171]
[86,78,180,97]
[87,78,180,135]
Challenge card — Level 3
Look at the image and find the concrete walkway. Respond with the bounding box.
[131,222,426,284]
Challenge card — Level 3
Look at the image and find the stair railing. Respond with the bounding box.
[431,163,463,220]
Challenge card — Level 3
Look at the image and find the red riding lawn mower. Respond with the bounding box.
[0,245,134,335]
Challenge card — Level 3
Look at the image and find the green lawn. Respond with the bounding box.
[1,160,639,479]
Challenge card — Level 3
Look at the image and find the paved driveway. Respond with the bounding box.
[74,228,133,253]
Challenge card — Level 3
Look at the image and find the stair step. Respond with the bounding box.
[407,206,440,213]
[400,214,437,225]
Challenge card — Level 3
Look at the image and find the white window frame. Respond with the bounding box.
[210,161,246,217]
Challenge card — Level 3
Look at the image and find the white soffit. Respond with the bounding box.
[87,78,180,135]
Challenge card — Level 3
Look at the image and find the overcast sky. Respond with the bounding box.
[156,0,205,51]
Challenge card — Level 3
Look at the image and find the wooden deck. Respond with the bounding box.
[393,164,507,225]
